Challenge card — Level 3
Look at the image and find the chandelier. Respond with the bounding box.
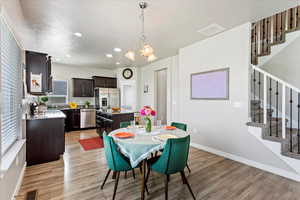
[125,2,157,62]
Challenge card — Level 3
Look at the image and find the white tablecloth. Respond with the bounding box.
[109,127,188,167]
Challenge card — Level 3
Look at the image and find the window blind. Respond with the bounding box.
[0,18,22,155]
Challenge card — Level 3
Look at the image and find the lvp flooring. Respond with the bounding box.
[16,129,300,200]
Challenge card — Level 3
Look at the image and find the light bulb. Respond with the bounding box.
[125,50,135,61]
[140,44,154,57]
[147,54,157,62]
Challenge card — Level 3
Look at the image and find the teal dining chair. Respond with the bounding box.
[171,122,191,173]
[120,121,131,128]
[145,136,196,200]
[101,133,145,199]
[119,121,135,179]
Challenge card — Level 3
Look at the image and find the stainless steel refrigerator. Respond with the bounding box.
[95,88,120,109]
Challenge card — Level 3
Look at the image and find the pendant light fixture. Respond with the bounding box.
[125,2,157,62]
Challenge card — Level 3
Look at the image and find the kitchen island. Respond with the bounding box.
[96,109,136,136]
[26,110,66,166]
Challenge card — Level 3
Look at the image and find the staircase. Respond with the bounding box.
[248,65,300,162]
[251,6,300,65]
[247,5,300,179]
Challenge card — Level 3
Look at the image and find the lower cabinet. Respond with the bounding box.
[26,118,65,166]
[62,109,80,132]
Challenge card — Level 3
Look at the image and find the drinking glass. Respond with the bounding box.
[130,120,135,128]
[156,120,162,129]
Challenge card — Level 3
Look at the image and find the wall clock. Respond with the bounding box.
[122,68,133,79]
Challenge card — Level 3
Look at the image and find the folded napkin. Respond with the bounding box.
[164,126,177,130]
[154,134,178,141]
[114,132,135,138]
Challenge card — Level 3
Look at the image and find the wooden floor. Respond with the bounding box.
[16,129,300,200]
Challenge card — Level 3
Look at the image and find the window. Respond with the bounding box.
[0,18,22,155]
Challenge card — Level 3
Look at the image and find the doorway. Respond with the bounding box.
[155,68,167,125]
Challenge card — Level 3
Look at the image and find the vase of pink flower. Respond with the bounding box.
[140,106,156,133]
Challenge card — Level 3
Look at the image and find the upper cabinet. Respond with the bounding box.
[72,78,94,97]
[26,51,52,95]
[93,76,117,88]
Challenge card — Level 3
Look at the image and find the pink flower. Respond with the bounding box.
[140,109,146,116]
[151,110,156,116]
[144,108,151,116]
[140,106,156,117]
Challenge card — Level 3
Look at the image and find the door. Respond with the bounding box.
[155,69,167,124]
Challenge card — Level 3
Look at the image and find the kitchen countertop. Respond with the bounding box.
[26,110,66,120]
[97,109,137,115]
[48,105,97,110]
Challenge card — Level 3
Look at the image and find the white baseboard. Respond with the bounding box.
[11,162,26,200]
[190,143,300,182]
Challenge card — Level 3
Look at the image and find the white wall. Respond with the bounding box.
[178,23,296,173]
[139,56,179,124]
[52,63,116,105]
[262,34,300,88]
[116,67,138,111]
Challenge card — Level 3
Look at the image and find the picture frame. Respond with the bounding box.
[144,85,149,93]
[190,68,229,100]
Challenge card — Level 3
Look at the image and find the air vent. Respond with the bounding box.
[26,190,38,200]
[197,24,226,37]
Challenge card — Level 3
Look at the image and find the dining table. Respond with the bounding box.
[109,126,189,200]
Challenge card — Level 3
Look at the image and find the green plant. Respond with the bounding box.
[84,101,91,107]
[40,96,48,103]
[38,96,48,105]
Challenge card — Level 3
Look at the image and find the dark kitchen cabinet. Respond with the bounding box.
[26,117,65,166]
[26,51,52,95]
[92,76,117,88]
[71,109,81,129]
[72,78,94,97]
[61,109,81,131]
[61,110,72,132]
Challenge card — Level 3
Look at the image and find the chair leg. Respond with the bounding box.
[180,171,187,185]
[167,175,170,182]
[186,163,191,173]
[139,165,143,174]
[125,171,127,179]
[165,175,169,200]
[145,165,151,194]
[132,169,136,179]
[112,172,120,200]
[180,171,196,200]
[101,169,111,189]
[112,171,117,179]
[140,164,150,195]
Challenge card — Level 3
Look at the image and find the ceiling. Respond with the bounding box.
[19,0,296,68]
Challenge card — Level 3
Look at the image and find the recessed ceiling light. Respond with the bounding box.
[106,54,113,58]
[116,62,121,65]
[66,54,71,58]
[197,24,225,37]
[73,32,82,37]
[114,48,122,52]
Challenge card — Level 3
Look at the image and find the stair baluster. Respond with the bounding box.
[258,73,262,123]
[276,81,279,137]
[290,89,293,153]
[298,93,300,154]
[253,70,256,122]
[269,78,272,136]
